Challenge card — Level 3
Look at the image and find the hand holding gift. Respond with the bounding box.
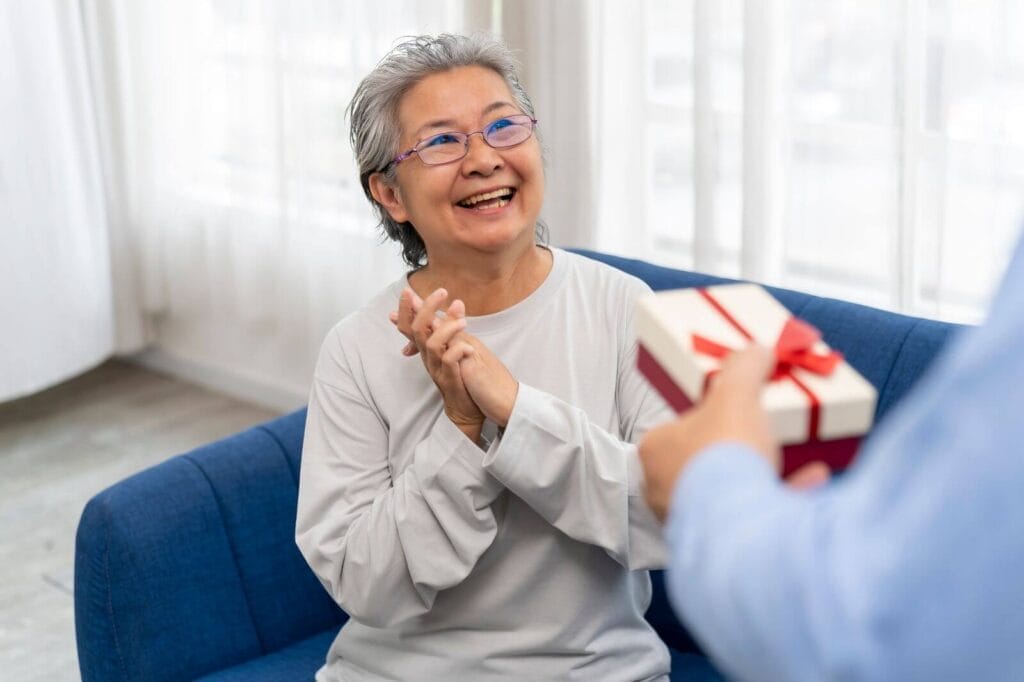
[639,345,832,522]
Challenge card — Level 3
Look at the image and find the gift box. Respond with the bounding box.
[635,283,877,477]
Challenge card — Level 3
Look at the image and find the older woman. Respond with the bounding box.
[296,33,674,681]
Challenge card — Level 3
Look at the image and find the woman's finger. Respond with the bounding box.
[411,288,448,343]
[441,339,475,368]
[446,298,466,322]
[396,289,415,334]
[425,316,467,359]
[423,299,467,357]
[409,290,424,315]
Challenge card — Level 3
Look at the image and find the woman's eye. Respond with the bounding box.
[424,133,460,148]
[488,118,514,132]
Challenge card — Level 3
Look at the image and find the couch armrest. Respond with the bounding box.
[74,415,344,681]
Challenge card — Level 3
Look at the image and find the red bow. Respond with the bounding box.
[690,287,844,442]
[691,317,843,380]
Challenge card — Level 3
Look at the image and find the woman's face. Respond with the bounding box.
[373,65,544,263]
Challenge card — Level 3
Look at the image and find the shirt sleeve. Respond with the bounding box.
[482,378,670,571]
[663,245,1024,681]
[480,273,672,570]
[296,363,504,629]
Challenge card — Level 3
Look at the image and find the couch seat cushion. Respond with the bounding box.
[196,628,339,681]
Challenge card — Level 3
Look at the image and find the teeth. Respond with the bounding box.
[458,188,513,207]
[467,197,510,210]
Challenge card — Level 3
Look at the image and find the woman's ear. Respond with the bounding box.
[369,173,410,224]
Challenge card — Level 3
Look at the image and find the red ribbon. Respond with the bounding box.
[691,288,843,440]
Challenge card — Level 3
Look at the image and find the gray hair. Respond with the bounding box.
[348,33,545,268]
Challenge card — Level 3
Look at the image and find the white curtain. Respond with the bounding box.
[576,0,1024,324]
[104,0,472,408]
[9,1,1018,404]
[0,1,144,402]
[501,0,596,250]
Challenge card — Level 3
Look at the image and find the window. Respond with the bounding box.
[600,0,1024,322]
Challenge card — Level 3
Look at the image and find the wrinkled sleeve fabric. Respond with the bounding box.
[664,239,1024,681]
[481,284,671,571]
[296,337,504,629]
[482,384,668,570]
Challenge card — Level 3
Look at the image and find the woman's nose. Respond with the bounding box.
[461,133,503,175]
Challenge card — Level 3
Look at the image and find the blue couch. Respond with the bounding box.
[74,250,962,681]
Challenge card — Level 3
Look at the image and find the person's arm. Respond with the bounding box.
[296,352,503,629]
[658,280,1024,681]
[481,378,669,570]
[463,295,671,570]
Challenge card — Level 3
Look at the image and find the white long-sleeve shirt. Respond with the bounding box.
[297,248,673,681]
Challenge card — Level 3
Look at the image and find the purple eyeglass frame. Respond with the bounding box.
[384,115,538,172]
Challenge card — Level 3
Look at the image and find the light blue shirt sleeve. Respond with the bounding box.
[665,238,1024,682]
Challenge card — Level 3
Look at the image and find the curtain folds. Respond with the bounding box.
[572,0,1024,324]
[501,0,597,251]
[108,0,469,408]
[1,1,144,402]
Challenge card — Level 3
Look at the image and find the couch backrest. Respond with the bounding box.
[574,249,964,423]
[573,249,965,652]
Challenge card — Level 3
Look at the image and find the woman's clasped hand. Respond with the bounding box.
[390,287,518,439]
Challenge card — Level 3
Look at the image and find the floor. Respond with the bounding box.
[0,360,280,681]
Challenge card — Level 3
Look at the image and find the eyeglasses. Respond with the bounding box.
[386,114,538,171]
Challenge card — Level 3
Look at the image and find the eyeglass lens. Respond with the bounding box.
[417,116,534,165]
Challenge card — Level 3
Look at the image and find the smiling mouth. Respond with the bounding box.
[456,187,516,210]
